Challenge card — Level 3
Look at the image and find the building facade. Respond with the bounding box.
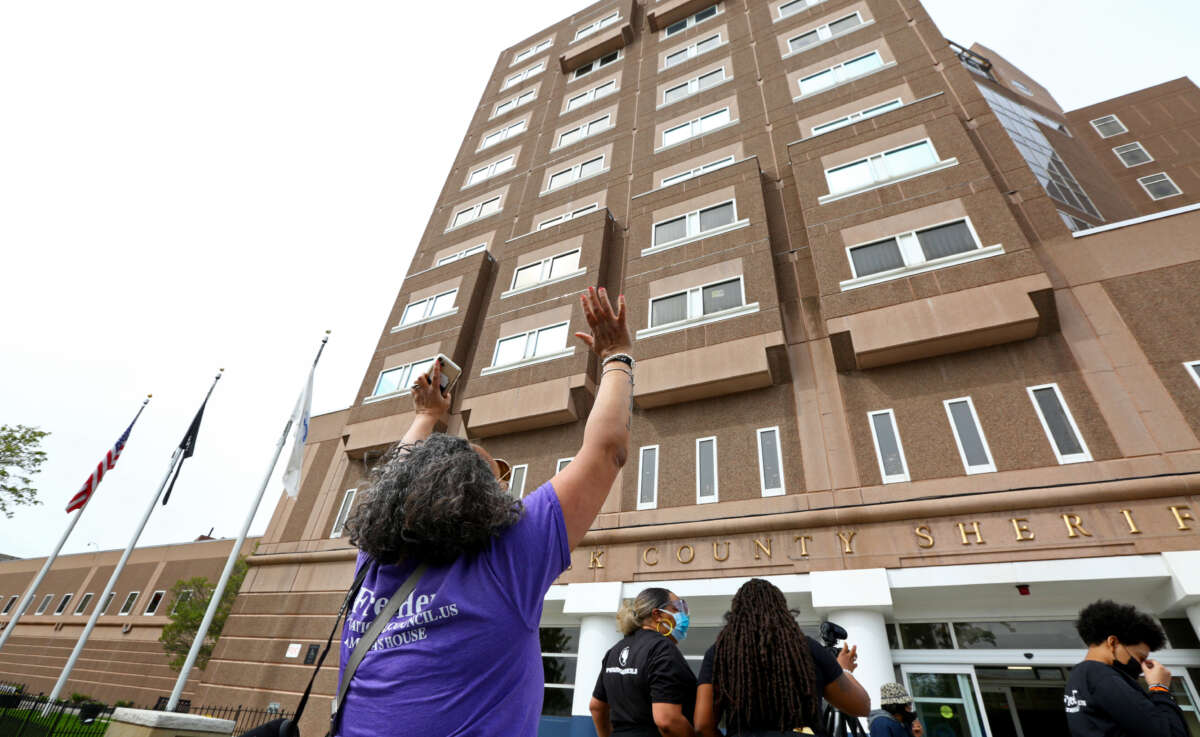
[0,537,259,706]
[193,1,1200,736]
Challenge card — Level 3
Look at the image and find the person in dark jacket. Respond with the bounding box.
[1064,599,1187,737]
[868,683,919,737]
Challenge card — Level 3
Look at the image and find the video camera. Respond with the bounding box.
[819,620,848,653]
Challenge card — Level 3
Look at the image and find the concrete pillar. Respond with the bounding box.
[1162,551,1200,643]
[810,568,895,711]
[106,708,233,737]
[826,608,895,710]
[562,582,625,719]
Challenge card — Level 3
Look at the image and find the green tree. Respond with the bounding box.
[159,558,248,671]
[0,424,49,518]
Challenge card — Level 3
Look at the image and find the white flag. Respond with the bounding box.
[282,367,314,497]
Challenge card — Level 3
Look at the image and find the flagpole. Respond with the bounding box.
[44,373,222,713]
[0,397,151,655]
[166,335,330,710]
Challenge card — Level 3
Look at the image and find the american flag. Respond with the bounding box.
[65,403,147,513]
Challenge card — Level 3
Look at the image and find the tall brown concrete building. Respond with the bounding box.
[193,1,1200,735]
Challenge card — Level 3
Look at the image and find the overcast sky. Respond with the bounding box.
[1,1,1197,561]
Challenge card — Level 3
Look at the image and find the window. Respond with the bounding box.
[1089,114,1127,138]
[436,243,487,266]
[331,489,356,538]
[73,593,94,615]
[943,397,996,474]
[798,51,884,97]
[1138,172,1183,200]
[1186,361,1200,391]
[451,196,501,229]
[571,51,620,81]
[787,12,864,54]
[510,249,582,292]
[540,626,580,717]
[756,427,785,496]
[492,323,570,368]
[637,446,659,510]
[812,98,902,136]
[868,409,909,483]
[118,591,139,616]
[826,140,942,196]
[35,594,53,615]
[503,61,545,91]
[661,155,736,187]
[513,38,552,66]
[779,0,825,19]
[847,219,983,280]
[1111,142,1152,168]
[538,203,599,230]
[663,68,726,106]
[399,289,457,327]
[1027,384,1092,464]
[493,89,536,119]
[565,79,616,112]
[546,155,607,192]
[479,119,527,151]
[556,458,573,473]
[372,358,436,398]
[143,590,166,616]
[509,464,528,497]
[1011,79,1033,95]
[1058,210,1093,233]
[99,591,116,615]
[2,595,17,615]
[652,200,737,249]
[665,4,718,37]
[664,33,722,68]
[557,114,611,149]
[53,593,73,615]
[170,590,193,615]
[574,12,620,41]
[650,277,744,328]
[696,437,718,503]
[662,107,732,148]
[467,155,515,187]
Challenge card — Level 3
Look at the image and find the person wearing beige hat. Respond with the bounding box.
[868,683,921,737]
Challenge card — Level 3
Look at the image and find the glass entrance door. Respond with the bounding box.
[902,665,992,737]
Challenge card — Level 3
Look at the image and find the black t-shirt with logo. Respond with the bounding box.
[592,628,698,736]
[1064,660,1187,737]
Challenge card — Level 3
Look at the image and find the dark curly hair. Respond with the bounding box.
[712,578,821,733]
[345,433,523,565]
[1075,599,1167,650]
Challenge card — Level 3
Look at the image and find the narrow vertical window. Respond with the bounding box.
[53,593,73,615]
[1027,384,1092,464]
[696,437,719,503]
[2,595,18,615]
[943,397,996,474]
[637,446,659,510]
[100,591,116,615]
[756,427,785,496]
[868,409,909,483]
[73,593,94,615]
[144,590,166,616]
[1185,361,1200,391]
[170,590,193,616]
[556,458,573,473]
[35,594,54,614]
[119,592,140,615]
[509,465,528,497]
[330,489,357,538]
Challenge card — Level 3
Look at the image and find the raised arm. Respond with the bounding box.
[552,286,634,549]
[401,359,453,447]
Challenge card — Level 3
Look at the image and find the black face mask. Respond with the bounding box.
[1115,653,1143,680]
[899,710,918,724]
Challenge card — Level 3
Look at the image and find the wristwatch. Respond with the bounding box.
[602,353,634,370]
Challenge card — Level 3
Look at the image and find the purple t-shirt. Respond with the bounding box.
[335,482,570,737]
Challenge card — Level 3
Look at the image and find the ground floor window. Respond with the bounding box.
[540,627,579,716]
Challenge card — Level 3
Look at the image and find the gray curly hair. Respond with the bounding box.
[345,433,523,565]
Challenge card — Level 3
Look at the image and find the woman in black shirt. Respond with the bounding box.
[591,587,696,737]
[694,578,870,737]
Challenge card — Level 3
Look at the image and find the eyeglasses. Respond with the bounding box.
[666,598,688,615]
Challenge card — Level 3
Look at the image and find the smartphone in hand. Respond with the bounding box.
[431,354,462,396]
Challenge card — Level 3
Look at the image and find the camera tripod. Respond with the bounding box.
[817,620,868,737]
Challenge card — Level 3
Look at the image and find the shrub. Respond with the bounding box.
[69,692,93,704]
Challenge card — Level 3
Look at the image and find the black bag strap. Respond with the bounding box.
[330,561,428,735]
[291,561,370,725]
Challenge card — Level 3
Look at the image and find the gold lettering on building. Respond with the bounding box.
[754,538,772,560]
[1062,514,1092,538]
[914,526,934,548]
[1120,509,1142,534]
[793,535,813,557]
[958,521,985,545]
[642,546,658,566]
[712,541,731,562]
[1169,505,1194,531]
[837,531,857,554]
[1011,518,1035,542]
[589,550,605,569]
[676,545,695,564]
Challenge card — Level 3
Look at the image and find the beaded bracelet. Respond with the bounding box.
[602,353,635,370]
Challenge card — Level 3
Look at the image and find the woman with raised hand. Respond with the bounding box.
[694,578,870,737]
[334,286,633,737]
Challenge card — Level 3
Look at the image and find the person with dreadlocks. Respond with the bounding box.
[694,578,870,737]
